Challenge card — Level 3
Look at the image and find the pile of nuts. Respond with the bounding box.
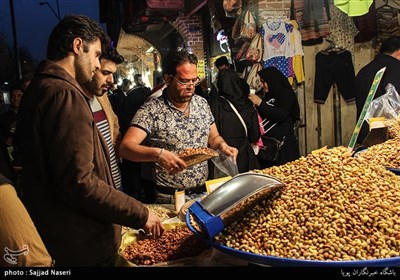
[385,117,400,139]
[178,147,219,167]
[178,147,219,158]
[123,227,210,265]
[356,138,400,169]
[215,146,400,261]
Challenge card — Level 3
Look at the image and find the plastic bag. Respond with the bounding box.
[364,83,400,123]
[211,153,239,178]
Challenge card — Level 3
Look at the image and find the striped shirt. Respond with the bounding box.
[89,97,122,190]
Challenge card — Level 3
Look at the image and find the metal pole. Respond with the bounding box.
[9,0,22,82]
[56,0,61,21]
[333,83,342,146]
[39,1,60,21]
[317,104,322,148]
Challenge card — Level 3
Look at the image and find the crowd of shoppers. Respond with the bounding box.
[6,10,398,269]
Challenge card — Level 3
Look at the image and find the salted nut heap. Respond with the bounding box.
[357,138,400,169]
[385,117,400,139]
[215,146,400,261]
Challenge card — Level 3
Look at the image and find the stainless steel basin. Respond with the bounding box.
[188,172,284,239]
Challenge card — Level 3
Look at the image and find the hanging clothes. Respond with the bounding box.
[333,0,373,16]
[262,19,294,60]
[291,0,331,45]
[325,1,358,55]
[376,4,400,52]
[352,2,378,43]
[314,49,356,104]
[261,20,294,78]
[288,20,305,85]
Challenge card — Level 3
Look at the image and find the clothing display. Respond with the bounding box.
[334,0,373,16]
[376,5,400,51]
[259,19,304,81]
[352,1,377,43]
[314,49,356,104]
[291,0,331,44]
[326,1,358,55]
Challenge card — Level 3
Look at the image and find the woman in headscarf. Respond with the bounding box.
[208,64,260,175]
[248,67,300,168]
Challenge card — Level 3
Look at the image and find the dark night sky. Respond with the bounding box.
[0,0,101,61]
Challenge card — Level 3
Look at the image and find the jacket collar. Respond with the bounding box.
[35,60,91,100]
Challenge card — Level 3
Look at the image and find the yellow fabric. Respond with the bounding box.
[0,184,52,266]
[289,20,305,85]
[292,55,305,84]
[334,0,373,16]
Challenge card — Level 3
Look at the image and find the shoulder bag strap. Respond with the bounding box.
[220,96,247,137]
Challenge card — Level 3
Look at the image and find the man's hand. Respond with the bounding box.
[142,211,165,238]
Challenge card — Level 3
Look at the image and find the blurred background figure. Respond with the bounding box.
[0,172,53,267]
[109,78,132,120]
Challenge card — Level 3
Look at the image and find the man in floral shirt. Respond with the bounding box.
[119,48,238,204]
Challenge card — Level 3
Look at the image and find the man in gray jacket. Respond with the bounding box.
[16,15,163,267]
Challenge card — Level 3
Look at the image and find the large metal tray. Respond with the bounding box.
[188,173,284,239]
[186,212,400,267]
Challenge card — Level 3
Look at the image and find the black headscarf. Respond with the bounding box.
[257,67,300,120]
[217,68,253,110]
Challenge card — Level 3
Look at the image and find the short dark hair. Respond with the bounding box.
[122,78,131,87]
[134,74,142,80]
[380,36,400,54]
[162,48,198,76]
[47,14,108,61]
[215,56,230,67]
[101,47,124,65]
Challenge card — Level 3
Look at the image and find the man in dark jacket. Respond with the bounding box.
[109,78,132,119]
[16,15,163,267]
[355,36,400,144]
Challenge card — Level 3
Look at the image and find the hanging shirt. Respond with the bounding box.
[288,20,305,84]
[334,0,373,16]
[262,20,294,60]
[292,0,331,43]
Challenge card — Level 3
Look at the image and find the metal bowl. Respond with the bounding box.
[186,212,400,267]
